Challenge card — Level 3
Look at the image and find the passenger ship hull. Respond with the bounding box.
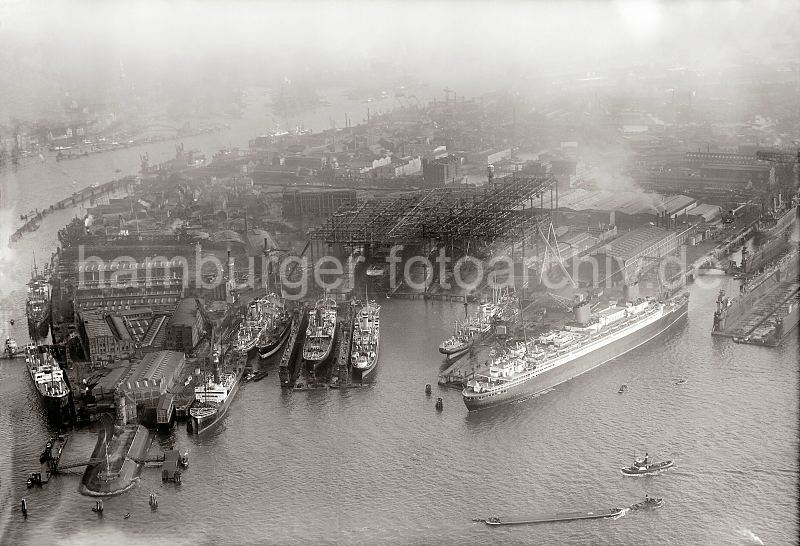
[463,297,688,411]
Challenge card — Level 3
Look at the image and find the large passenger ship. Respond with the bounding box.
[462,293,689,411]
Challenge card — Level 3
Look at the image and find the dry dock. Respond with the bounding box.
[713,247,799,346]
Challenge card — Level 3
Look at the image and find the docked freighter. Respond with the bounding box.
[256,294,293,359]
[438,303,495,356]
[463,293,689,411]
[351,299,380,379]
[235,297,268,357]
[189,348,242,434]
[24,344,71,421]
[302,297,337,371]
[26,267,51,341]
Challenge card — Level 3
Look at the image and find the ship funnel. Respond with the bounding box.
[574,301,591,325]
[623,282,639,302]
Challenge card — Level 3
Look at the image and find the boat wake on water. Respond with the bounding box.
[736,528,764,545]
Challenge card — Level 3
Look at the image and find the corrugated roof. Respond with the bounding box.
[559,189,694,217]
[83,312,114,339]
[603,226,675,262]
[128,350,184,384]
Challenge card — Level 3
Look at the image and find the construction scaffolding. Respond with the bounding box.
[308,175,558,246]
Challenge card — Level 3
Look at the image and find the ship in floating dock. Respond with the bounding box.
[713,246,799,345]
[463,293,689,411]
[351,298,380,379]
[256,293,293,359]
[302,297,337,372]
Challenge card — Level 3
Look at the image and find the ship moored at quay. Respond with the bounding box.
[463,293,690,411]
[26,264,52,342]
[189,347,244,435]
[23,344,72,423]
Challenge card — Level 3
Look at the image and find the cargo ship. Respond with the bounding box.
[351,299,380,379]
[302,297,337,371]
[26,265,51,341]
[188,348,242,434]
[256,294,293,359]
[463,293,689,411]
[235,296,269,357]
[23,344,71,421]
[438,303,495,356]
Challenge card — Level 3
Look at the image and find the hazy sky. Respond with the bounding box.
[1,0,798,120]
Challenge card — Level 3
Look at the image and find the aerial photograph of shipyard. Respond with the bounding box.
[0,0,798,543]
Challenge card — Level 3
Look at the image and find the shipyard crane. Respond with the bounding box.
[533,222,577,289]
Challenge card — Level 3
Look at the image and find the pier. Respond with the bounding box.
[9,177,135,245]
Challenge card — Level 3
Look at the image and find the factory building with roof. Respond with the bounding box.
[556,189,697,230]
[117,350,186,405]
[591,226,683,285]
[78,307,171,362]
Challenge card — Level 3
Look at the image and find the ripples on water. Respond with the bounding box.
[2,289,797,544]
[1,108,798,543]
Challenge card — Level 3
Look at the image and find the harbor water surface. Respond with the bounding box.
[1,102,797,544]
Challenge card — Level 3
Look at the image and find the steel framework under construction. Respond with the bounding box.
[308,175,559,246]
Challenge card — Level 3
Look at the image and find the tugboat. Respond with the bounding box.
[621,453,674,476]
[4,337,19,358]
[630,495,664,510]
[618,384,628,393]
